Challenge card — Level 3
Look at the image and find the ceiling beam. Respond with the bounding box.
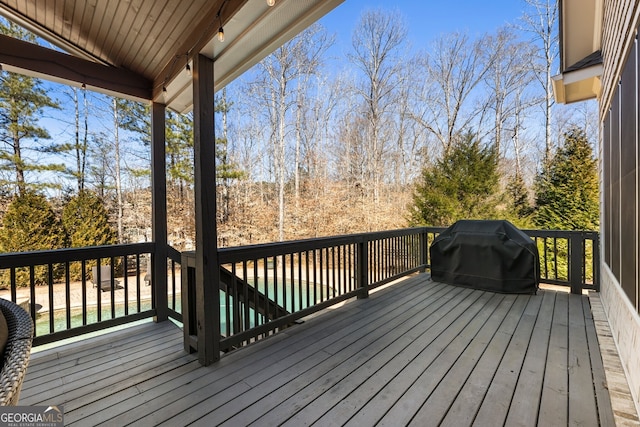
[0,34,152,101]
[0,3,107,65]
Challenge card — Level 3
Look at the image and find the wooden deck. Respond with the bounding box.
[21,274,616,426]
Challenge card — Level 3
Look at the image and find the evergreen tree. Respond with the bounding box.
[0,22,62,195]
[166,110,194,186]
[409,132,500,226]
[62,190,117,248]
[62,190,117,280]
[505,172,533,227]
[0,191,66,286]
[534,126,599,230]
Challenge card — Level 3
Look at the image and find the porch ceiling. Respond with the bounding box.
[0,0,344,111]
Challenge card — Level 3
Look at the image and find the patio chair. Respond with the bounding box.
[0,298,33,405]
[91,265,120,292]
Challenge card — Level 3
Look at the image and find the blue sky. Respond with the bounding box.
[319,0,529,51]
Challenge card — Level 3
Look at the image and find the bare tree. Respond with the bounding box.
[520,0,559,165]
[112,98,124,242]
[291,25,334,205]
[412,32,494,156]
[483,28,537,161]
[348,8,407,205]
[250,24,333,241]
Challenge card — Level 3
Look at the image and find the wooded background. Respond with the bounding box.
[0,2,599,254]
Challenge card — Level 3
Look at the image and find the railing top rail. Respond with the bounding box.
[213,228,428,263]
[0,242,155,268]
[523,229,599,239]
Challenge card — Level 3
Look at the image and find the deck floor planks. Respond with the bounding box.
[339,291,498,427]
[503,290,556,426]
[23,328,188,406]
[22,321,177,390]
[471,291,544,426]
[195,285,474,426]
[438,294,531,426]
[567,293,599,426]
[272,290,493,427]
[105,277,453,426]
[18,275,619,427]
[538,291,569,426]
[272,286,480,425]
[373,293,508,426]
[21,321,182,396]
[317,296,527,426]
[583,296,616,427]
[405,294,519,426]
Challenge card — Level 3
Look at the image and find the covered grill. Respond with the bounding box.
[430,220,539,294]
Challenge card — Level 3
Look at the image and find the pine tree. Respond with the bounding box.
[505,172,533,227]
[62,190,117,248]
[0,22,62,195]
[62,190,117,280]
[0,191,66,286]
[409,132,500,226]
[534,126,599,230]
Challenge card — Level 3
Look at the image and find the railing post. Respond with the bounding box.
[593,233,601,292]
[181,252,198,354]
[357,238,369,299]
[569,232,583,294]
[420,228,428,271]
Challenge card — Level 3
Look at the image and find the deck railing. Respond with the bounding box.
[182,228,435,355]
[183,227,599,360]
[423,227,599,292]
[0,227,598,351]
[0,243,182,345]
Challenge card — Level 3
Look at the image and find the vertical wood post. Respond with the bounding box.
[151,102,168,321]
[193,54,220,365]
[593,233,601,292]
[357,238,369,299]
[570,232,583,295]
[420,228,428,271]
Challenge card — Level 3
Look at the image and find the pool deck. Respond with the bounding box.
[20,274,639,426]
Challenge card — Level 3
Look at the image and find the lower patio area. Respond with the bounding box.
[19,274,636,426]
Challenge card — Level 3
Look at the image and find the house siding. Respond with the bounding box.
[599,0,640,415]
[600,0,639,116]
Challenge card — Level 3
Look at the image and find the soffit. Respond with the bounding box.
[0,0,344,110]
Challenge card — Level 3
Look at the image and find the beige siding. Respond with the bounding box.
[601,266,640,416]
[600,0,640,117]
[599,0,640,418]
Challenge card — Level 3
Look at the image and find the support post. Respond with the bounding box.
[570,232,583,295]
[193,54,219,365]
[151,102,168,321]
[357,238,369,299]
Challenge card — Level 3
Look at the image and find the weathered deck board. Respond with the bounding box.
[538,291,569,426]
[20,274,619,426]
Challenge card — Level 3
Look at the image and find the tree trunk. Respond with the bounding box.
[113,98,124,243]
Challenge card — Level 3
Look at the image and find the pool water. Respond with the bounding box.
[35,279,333,337]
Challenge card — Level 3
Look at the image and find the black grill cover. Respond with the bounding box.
[430,220,539,294]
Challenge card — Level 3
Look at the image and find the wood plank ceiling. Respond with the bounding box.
[0,0,344,111]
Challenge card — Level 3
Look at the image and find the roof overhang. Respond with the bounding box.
[552,51,603,104]
[0,0,344,111]
[162,0,344,113]
[553,0,604,104]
